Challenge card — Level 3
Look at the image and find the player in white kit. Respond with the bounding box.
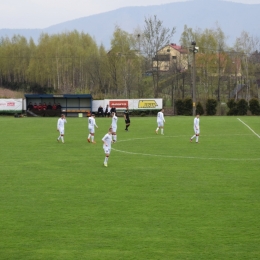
[102,128,113,167]
[57,114,67,143]
[88,113,98,144]
[190,114,200,143]
[155,108,165,135]
[111,112,118,143]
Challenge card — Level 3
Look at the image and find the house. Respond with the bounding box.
[153,43,189,72]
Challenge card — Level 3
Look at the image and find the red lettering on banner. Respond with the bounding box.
[7,102,15,106]
[109,101,128,108]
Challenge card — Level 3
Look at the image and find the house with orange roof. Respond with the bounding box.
[153,43,189,72]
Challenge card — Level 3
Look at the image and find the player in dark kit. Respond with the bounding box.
[124,107,130,131]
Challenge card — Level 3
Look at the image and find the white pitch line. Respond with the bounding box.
[116,134,252,143]
[113,132,260,161]
[111,148,260,161]
[237,118,260,138]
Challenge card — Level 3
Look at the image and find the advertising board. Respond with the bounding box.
[92,99,162,112]
[0,99,23,112]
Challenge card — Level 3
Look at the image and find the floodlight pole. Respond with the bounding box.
[191,41,197,116]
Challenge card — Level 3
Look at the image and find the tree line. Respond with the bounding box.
[0,16,260,104]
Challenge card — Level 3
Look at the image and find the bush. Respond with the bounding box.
[150,109,160,115]
[196,102,204,115]
[175,99,203,116]
[237,99,248,115]
[206,99,217,115]
[130,109,160,116]
[175,99,184,115]
[249,98,260,115]
[220,103,227,115]
[183,98,192,116]
[131,110,141,116]
[227,99,238,115]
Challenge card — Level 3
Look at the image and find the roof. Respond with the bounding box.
[168,43,188,54]
[24,94,92,99]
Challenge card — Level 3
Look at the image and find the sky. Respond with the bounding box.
[1,0,260,29]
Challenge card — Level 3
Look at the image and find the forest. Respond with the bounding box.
[0,15,260,106]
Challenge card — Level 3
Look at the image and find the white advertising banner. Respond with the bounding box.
[92,99,162,111]
[0,99,23,112]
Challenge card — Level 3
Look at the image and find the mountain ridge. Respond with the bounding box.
[0,0,259,48]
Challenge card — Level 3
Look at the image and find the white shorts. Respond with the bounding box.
[103,147,111,154]
[157,121,164,127]
[194,127,200,135]
[59,128,65,135]
[89,127,95,134]
[112,126,117,133]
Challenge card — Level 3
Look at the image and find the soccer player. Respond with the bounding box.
[102,127,113,167]
[111,112,118,143]
[124,107,130,131]
[88,113,98,144]
[155,108,165,135]
[57,114,67,143]
[190,114,200,143]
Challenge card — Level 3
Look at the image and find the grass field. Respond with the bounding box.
[0,115,260,260]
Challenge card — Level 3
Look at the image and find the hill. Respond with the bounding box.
[0,0,259,49]
[0,87,24,98]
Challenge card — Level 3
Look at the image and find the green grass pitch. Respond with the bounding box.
[0,115,260,259]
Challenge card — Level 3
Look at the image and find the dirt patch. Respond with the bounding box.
[0,87,25,98]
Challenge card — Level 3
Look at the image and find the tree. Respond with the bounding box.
[179,25,198,101]
[215,24,227,101]
[87,44,109,97]
[141,15,175,97]
[109,26,142,98]
[235,31,254,101]
[180,25,228,102]
[179,25,197,50]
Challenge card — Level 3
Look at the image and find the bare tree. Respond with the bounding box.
[235,31,254,101]
[141,15,175,97]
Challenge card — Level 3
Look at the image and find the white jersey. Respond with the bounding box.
[57,118,67,129]
[88,117,97,129]
[194,117,200,130]
[102,133,112,149]
[157,111,165,122]
[111,115,118,128]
